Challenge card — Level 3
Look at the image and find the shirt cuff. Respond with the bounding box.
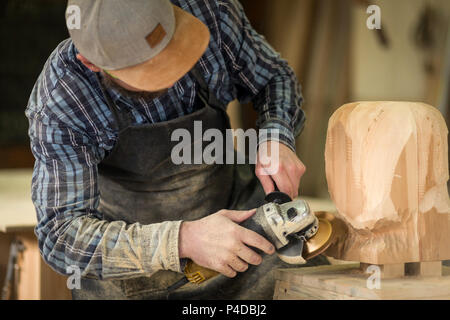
[141,220,183,274]
[258,120,297,152]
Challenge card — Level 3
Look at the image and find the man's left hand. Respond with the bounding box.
[255,141,306,199]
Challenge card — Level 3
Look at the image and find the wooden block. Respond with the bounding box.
[274,264,450,300]
[324,102,450,265]
[360,263,404,279]
[405,261,442,277]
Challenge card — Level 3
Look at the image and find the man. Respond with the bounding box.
[26,0,312,299]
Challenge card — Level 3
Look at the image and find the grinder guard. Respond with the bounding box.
[258,192,332,265]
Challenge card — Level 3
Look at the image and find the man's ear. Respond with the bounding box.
[76,54,101,72]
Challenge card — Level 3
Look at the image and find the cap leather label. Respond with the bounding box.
[146,23,166,48]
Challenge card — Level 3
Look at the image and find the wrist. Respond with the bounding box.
[258,122,296,152]
[178,221,193,259]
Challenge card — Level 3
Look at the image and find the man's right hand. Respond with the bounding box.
[178,209,275,278]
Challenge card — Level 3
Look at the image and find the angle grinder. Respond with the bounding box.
[167,190,334,292]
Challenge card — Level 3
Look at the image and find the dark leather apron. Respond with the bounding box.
[72,67,326,300]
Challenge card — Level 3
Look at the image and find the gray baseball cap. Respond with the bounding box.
[66,0,210,91]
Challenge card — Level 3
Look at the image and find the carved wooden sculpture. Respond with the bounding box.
[324,101,450,265]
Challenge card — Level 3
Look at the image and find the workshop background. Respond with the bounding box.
[0,0,449,299]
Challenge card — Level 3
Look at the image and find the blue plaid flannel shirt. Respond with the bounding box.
[25,0,304,279]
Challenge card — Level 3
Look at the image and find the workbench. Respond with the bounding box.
[274,261,450,299]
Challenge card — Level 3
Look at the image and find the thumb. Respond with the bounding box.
[221,209,256,223]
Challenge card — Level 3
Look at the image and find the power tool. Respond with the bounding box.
[167,191,334,293]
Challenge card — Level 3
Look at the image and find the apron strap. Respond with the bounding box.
[190,66,226,112]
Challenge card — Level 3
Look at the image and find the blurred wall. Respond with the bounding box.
[240,0,352,198]
[352,0,449,108]
[240,0,450,198]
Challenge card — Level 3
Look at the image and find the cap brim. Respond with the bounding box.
[108,5,210,92]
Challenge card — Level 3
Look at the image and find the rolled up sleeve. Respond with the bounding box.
[27,103,184,280]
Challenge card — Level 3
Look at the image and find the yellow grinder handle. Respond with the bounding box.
[184,260,220,284]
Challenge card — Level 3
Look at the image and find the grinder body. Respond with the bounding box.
[183,198,318,284]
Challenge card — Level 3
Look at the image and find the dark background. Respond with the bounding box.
[0,0,67,167]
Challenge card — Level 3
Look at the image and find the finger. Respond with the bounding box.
[297,161,306,185]
[285,167,300,198]
[255,168,275,194]
[227,255,249,273]
[221,209,256,223]
[217,265,237,278]
[239,227,275,255]
[272,170,294,198]
[298,160,307,177]
[290,160,306,197]
[236,244,263,266]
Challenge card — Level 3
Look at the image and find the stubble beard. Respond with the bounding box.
[100,72,169,101]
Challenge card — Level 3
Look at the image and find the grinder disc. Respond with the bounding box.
[302,218,333,260]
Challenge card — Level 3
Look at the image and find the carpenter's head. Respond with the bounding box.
[66,0,210,93]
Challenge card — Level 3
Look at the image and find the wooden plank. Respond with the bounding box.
[15,231,40,299]
[273,280,290,300]
[280,281,361,300]
[297,0,352,197]
[0,146,34,169]
[0,232,13,298]
[274,264,450,300]
[276,264,450,299]
[40,260,71,300]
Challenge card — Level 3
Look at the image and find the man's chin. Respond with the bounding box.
[101,72,169,101]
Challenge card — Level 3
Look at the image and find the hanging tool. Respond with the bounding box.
[1,239,25,300]
[167,190,334,294]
